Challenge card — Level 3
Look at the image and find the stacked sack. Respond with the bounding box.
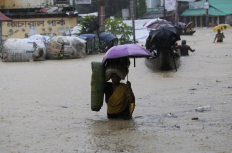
[46,36,86,59]
[105,57,130,82]
[2,38,46,62]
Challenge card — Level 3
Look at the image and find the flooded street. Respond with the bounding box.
[1,28,232,153]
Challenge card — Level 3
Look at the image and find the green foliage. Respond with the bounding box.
[137,0,147,17]
[105,18,133,45]
[78,15,98,35]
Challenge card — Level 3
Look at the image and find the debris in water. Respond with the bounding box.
[216,80,221,82]
[167,113,177,118]
[191,117,198,120]
[61,106,68,108]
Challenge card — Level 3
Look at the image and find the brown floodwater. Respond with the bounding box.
[0,28,232,153]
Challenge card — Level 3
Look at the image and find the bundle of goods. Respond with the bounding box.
[2,38,46,62]
[104,57,130,81]
[91,62,105,111]
[28,34,51,49]
[46,36,86,59]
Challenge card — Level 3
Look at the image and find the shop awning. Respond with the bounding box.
[0,12,13,21]
[181,7,227,16]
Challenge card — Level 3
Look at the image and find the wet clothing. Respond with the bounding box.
[180,44,189,56]
[104,82,134,119]
[217,40,223,42]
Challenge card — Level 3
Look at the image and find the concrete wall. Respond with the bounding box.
[2,17,77,41]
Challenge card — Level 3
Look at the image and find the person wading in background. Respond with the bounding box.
[175,40,195,56]
[213,29,225,43]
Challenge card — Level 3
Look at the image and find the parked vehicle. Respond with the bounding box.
[80,34,99,54]
[99,32,118,53]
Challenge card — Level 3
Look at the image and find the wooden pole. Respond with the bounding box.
[175,0,178,26]
[206,0,209,27]
[130,0,136,44]
[99,0,105,34]
[164,0,166,20]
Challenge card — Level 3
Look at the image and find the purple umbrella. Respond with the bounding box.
[102,44,154,65]
[178,22,186,26]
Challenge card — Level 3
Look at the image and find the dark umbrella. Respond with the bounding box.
[151,24,181,71]
[151,24,181,46]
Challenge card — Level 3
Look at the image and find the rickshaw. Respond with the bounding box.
[99,32,118,53]
[80,34,99,54]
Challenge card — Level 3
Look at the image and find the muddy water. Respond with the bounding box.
[0,28,232,153]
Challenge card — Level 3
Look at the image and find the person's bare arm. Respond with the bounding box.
[127,81,135,103]
[213,35,217,43]
[188,46,195,52]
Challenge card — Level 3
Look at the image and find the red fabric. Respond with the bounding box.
[0,12,12,21]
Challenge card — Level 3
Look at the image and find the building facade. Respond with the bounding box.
[0,0,77,41]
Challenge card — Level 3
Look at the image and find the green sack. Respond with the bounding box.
[91,62,105,111]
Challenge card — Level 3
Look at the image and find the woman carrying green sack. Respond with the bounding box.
[104,73,135,120]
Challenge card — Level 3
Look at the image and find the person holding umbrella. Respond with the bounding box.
[101,44,155,120]
[213,29,225,43]
[104,73,135,120]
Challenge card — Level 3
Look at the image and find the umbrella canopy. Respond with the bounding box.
[178,22,186,26]
[143,18,170,28]
[80,34,96,41]
[99,32,117,45]
[102,44,154,64]
[186,21,193,28]
[0,12,13,21]
[213,24,230,32]
[151,24,181,48]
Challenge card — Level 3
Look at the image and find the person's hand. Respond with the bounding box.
[193,49,195,52]
[127,81,132,89]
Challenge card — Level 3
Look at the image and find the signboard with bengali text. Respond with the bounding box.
[147,7,164,13]
[75,0,91,4]
[189,1,204,9]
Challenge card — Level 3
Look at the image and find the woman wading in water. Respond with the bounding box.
[104,73,135,120]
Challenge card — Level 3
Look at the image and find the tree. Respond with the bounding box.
[105,18,133,45]
[78,15,99,35]
[137,0,147,17]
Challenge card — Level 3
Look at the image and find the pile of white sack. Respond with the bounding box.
[46,36,86,59]
[1,34,87,62]
[2,38,46,62]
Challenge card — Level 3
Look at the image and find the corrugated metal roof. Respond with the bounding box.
[181,7,227,16]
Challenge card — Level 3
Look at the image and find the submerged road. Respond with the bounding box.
[0,28,232,152]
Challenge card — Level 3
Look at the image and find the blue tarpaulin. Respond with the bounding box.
[80,34,96,41]
[99,32,117,45]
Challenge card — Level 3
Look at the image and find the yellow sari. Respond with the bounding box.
[107,83,135,117]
